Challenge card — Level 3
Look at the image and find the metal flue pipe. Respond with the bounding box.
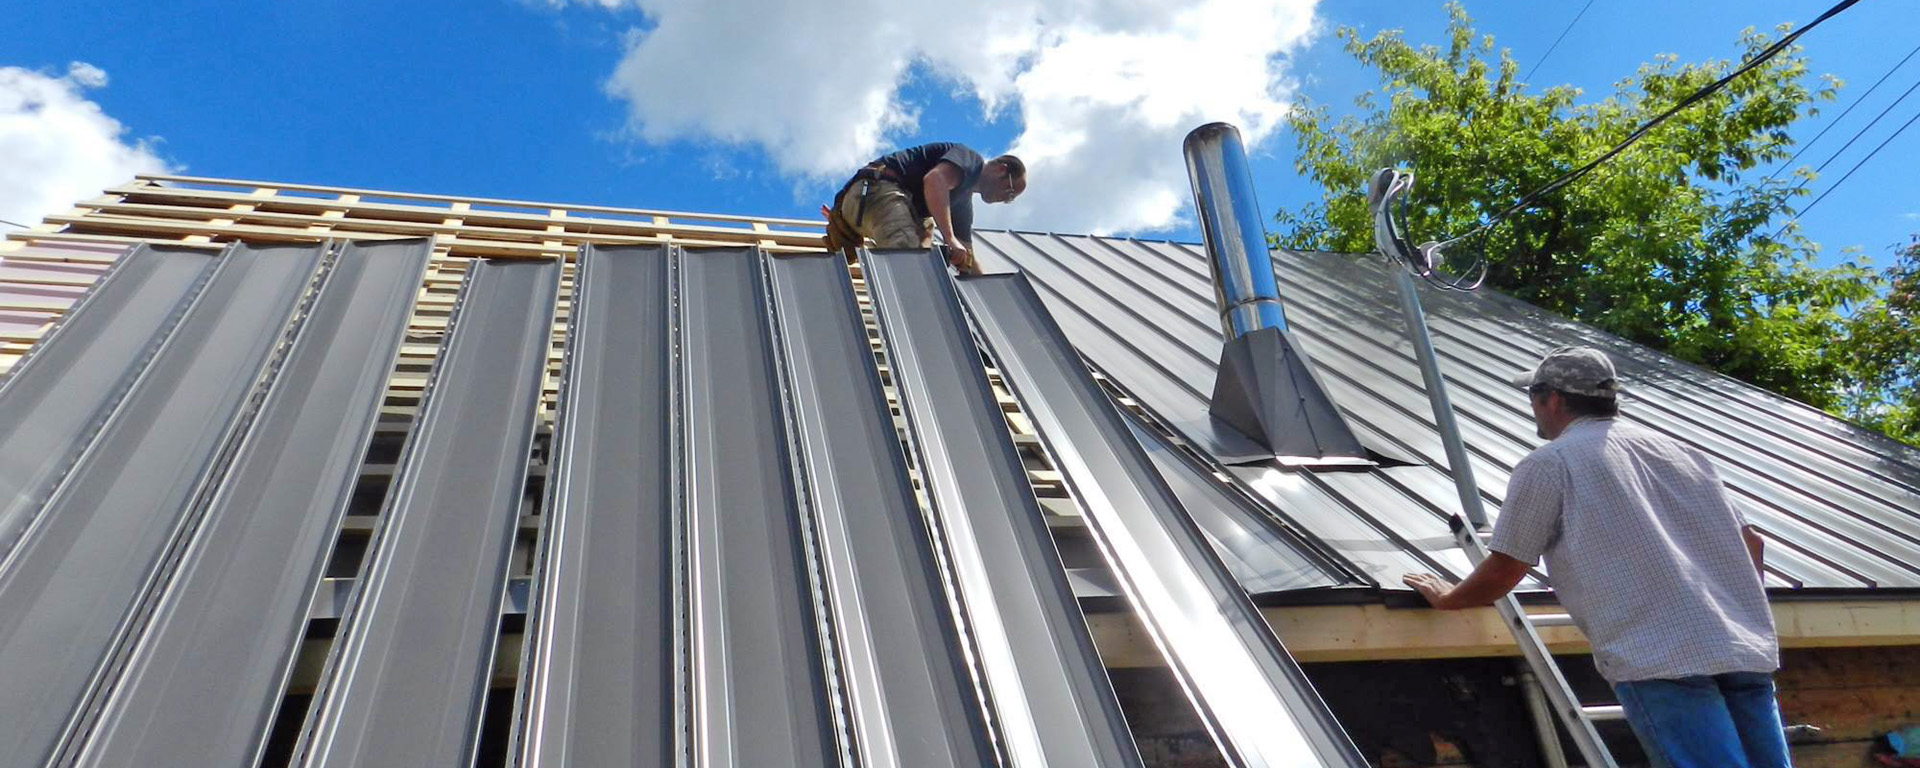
[1183,122,1288,339]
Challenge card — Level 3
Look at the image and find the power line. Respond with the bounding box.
[1785,77,1920,196]
[1772,107,1920,238]
[1523,0,1596,83]
[1418,0,1862,274]
[1762,41,1920,186]
[0,218,31,229]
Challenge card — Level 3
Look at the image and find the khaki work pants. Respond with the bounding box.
[833,179,932,249]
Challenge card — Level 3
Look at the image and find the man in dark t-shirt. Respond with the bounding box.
[823,142,1026,274]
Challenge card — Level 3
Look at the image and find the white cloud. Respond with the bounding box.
[0,62,171,227]
[584,0,1318,235]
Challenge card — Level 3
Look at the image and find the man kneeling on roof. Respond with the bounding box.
[1403,346,1788,768]
[822,142,1026,275]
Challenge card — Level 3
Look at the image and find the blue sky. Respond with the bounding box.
[3,0,1915,267]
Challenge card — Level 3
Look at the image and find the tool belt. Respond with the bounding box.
[822,164,903,254]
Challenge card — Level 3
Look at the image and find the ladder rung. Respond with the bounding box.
[1529,613,1576,628]
[1582,705,1626,721]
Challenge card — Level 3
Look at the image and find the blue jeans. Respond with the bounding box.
[1614,672,1792,768]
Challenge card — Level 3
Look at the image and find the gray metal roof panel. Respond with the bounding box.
[1127,410,1360,593]
[957,272,1366,768]
[514,244,678,767]
[0,241,325,765]
[973,231,1920,592]
[677,246,841,766]
[861,248,1143,768]
[765,251,996,768]
[73,238,433,768]
[298,257,561,768]
[0,244,216,558]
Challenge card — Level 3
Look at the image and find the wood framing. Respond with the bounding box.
[1087,600,1920,665]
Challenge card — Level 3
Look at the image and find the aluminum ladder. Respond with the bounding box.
[1368,168,1622,768]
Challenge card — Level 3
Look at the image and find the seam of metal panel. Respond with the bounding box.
[956,272,1368,768]
[68,239,433,768]
[758,249,861,767]
[860,248,1144,768]
[0,242,327,766]
[667,245,692,768]
[509,244,592,766]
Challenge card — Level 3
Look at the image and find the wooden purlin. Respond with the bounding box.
[3,177,831,259]
[0,174,831,386]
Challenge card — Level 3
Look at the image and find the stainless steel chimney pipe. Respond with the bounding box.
[1183,122,1288,339]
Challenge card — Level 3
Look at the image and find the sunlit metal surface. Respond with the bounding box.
[973,230,1920,591]
[1184,122,1288,338]
[298,258,561,768]
[863,248,1144,768]
[513,244,678,767]
[76,239,432,768]
[0,244,215,559]
[767,251,996,767]
[0,242,324,765]
[959,272,1368,768]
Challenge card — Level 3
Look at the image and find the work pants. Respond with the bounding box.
[833,179,931,250]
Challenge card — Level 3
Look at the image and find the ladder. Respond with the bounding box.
[1368,169,1622,768]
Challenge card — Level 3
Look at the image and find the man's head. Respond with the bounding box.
[1511,345,1623,439]
[980,154,1026,203]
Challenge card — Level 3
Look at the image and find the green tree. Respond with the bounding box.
[1837,237,1919,445]
[1274,3,1879,414]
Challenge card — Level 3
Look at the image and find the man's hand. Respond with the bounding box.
[947,242,979,275]
[1403,551,1532,611]
[1402,573,1457,609]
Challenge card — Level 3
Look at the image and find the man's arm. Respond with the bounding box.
[1742,525,1766,580]
[1402,552,1532,610]
[921,162,973,270]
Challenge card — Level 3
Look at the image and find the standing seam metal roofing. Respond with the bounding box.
[297,257,561,767]
[75,239,433,768]
[971,230,1920,592]
[958,270,1367,768]
[0,242,325,764]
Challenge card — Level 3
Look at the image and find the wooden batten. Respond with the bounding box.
[1086,600,1920,666]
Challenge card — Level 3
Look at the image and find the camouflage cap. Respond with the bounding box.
[1509,345,1624,398]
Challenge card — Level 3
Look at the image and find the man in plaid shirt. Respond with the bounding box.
[1403,346,1788,768]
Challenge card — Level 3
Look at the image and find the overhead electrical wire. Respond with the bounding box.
[1523,0,1596,83]
[1760,41,1920,187]
[1771,107,1920,239]
[1399,0,1862,290]
[0,218,30,229]
[1782,77,1920,196]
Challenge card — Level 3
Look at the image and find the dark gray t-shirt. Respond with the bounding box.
[875,142,984,244]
